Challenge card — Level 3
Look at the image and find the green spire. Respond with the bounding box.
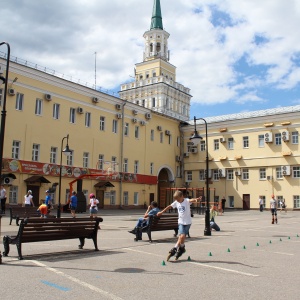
[150,0,163,30]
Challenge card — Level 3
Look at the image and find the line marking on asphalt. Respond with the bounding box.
[124,248,259,277]
[253,249,294,256]
[41,280,71,291]
[31,260,124,300]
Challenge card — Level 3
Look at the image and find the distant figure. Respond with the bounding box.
[270,195,278,224]
[89,193,99,218]
[70,191,78,218]
[45,190,52,210]
[24,190,34,207]
[259,196,264,212]
[221,196,226,213]
[0,185,7,214]
[37,203,48,218]
[210,205,220,231]
[281,198,287,213]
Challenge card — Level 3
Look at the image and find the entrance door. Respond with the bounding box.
[26,185,40,207]
[243,194,250,210]
[96,190,104,209]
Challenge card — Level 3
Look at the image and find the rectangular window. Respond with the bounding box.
[200,141,206,152]
[293,166,300,178]
[229,196,234,208]
[152,97,156,107]
[50,147,57,164]
[177,137,180,147]
[83,152,89,168]
[110,191,116,205]
[124,122,129,136]
[227,169,234,180]
[98,154,104,170]
[160,132,163,143]
[276,167,283,179]
[176,166,181,178]
[123,158,128,173]
[67,151,73,166]
[150,162,154,175]
[228,137,234,150]
[35,98,43,115]
[32,144,40,161]
[100,116,105,131]
[242,168,249,180]
[53,103,60,119]
[199,170,205,181]
[134,192,139,205]
[150,129,154,141]
[259,168,266,180]
[16,93,24,111]
[134,160,139,174]
[214,139,219,151]
[9,186,18,204]
[261,196,266,208]
[135,126,139,139]
[275,133,281,145]
[186,171,192,182]
[293,195,300,208]
[258,134,264,147]
[243,136,249,148]
[12,140,20,159]
[123,191,129,206]
[292,131,298,144]
[69,108,76,123]
[85,112,91,127]
[213,169,219,181]
[112,119,118,133]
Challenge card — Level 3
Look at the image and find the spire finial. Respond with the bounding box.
[150,0,163,30]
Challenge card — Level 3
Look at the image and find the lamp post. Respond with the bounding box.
[189,116,211,236]
[0,42,10,182]
[57,134,72,218]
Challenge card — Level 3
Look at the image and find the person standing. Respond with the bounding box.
[89,193,99,218]
[70,191,78,218]
[270,194,278,224]
[210,205,220,231]
[0,185,7,214]
[281,198,287,213]
[157,190,201,261]
[45,190,52,211]
[259,196,264,212]
[221,196,226,214]
[24,190,34,207]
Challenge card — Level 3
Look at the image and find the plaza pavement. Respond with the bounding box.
[0,209,299,300]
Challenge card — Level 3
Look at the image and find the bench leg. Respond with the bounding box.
[78,237,85,249]
[147,229,152,243]
[174,228,178,237]
[16,240,23,260]
[3,236,10,257]
[9,217,12,225]
[16,217,20,226]
[92,236,99,251]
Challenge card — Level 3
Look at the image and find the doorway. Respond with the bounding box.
[243,194,250,210]
[96,190,104,209]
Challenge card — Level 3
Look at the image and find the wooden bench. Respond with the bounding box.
[135,214,179,242]
[2,217,103,260]
[9,206,40,225]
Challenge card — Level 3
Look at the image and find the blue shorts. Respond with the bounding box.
[178,224,191,235]
[90,208,98,214]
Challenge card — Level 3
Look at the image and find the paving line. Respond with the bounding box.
[30,260,124,300]
[124,247,259,277]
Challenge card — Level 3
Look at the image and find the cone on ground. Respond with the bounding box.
[187,256,191,261]
[269,240,272,244]
[208,252,212,256]
[161,260,166,266]
[243,245,246,249]
[288,236,290,239]
[297,234,299,237]
[280,238,282,241]
[256,243,259,246]
[227,248,231,252]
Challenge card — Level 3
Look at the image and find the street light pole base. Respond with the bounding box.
[204,229,212,236]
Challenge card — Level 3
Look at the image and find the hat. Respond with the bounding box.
[89,193,95,198]
[28,190,32,193]
[46,190,49,193]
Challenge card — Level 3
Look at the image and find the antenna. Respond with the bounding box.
[94,52,97,90]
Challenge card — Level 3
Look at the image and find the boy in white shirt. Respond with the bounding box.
[157,190,201,261]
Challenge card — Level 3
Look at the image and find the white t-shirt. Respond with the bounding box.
[171,198,192,225]
[24,194,33,205]
[90,198,99,210]
[270,198,277,209]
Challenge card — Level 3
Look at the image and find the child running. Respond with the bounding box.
[157,190,201,261]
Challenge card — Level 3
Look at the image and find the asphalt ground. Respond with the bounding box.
[0,209,299,300]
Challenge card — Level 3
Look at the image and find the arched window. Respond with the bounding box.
[150,43,153,53]
[156,43,161,53]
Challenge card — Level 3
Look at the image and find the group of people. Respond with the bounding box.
[128,190,222,261]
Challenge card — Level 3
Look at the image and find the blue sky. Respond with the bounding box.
[1,0,300,119]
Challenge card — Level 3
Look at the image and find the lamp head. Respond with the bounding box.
[62,144,72,156]
[190,130,203,145]
[0,75,6,85]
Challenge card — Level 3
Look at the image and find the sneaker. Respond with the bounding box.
[275,219,278,224]
[167,247,177,261]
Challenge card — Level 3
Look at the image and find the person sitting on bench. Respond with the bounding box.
[128,201,160,238]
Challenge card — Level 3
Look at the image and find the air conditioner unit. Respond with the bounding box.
[92,97,99,103]
[8,88,15,96]
[282,131,289,142]
[281,165,291,176]
[77,107,84,114]
[45,94,52,101]
[176,155,181,162]
[183,152,189,158]
[190,148,198,154]
[115,104,121,110]
[145,112,152,119]
[116,113,122,119]
[157,126,162,131]
[132,118,137,123]
[235,171,241,176]
[219,168,226,178]
[133,110,138,115]
[267,176,273,180]
[165,130,171,135]
[220,137,226,143]
[3,177,14,185]
[140,121,146,126]
[264,132,273,143]
[204,169,212,179]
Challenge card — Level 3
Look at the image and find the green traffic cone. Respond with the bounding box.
[280,238,282,241]
[269,240,272,244]
[243,245,246,249]
[161,260,166,266]
[227,248,231,252]
[288,236,291,239]
[256,243,259,246]
[187,256,191,261]
[297,234,299,237]
[208,252,212,256]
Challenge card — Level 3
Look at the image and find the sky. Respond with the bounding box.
[1,0,300,119]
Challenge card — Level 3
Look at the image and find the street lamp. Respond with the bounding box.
[57,134,72,218]
[0,42,10,182]
[189,116,211,236]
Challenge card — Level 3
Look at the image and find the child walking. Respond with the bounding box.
[157,190,201,261]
